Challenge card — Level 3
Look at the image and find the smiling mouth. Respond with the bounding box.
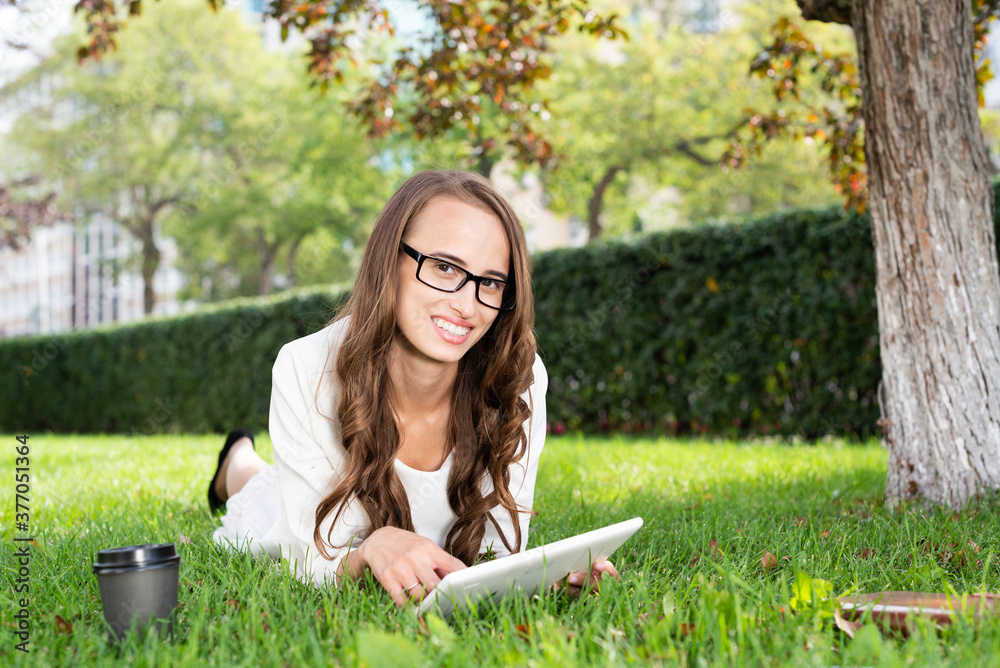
[432,317,471,336]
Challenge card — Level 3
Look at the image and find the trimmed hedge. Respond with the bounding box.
[536,182,998,441]
[1,288,347,435]
[3,190,998,440]
[535,207,881,441]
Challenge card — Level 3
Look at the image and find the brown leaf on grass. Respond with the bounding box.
[926,540,982,566]
[761,552,778,570]
[709,539,723,559]
[821,530,831,538]
[858,548,875,560]
[316,608,325,621]
[795,517,809,527]
[678,622,694,636]
[227,598,243,611]
[688,555,699,567]
[177,534,192,546]
[515,623,532,640]
[953,541,981,567]
[54,614,73,635]
[834,607,863,639]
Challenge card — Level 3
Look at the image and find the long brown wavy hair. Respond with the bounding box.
[313,170,537,566]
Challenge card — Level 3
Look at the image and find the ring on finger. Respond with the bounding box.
[405,581,422,594]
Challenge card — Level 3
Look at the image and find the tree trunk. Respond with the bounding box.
[853,0,1000,507]
[256,227,278,296]
[587,165,624,242]
[285,232,305,289]
[137,224,160,315]
[476,150,495,179]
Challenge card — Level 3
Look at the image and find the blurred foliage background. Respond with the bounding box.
[0,0,870,306]
[3,0,1000,438]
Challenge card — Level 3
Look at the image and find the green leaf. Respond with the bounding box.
[423,613,457,650]
[355,630,423,668]
[789,570,833,611]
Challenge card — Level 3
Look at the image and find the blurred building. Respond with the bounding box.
[0,65,188,339]
[491,159,589,252]
[0,214,184,339]
[0,0,298,339]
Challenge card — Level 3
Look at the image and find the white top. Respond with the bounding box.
[213,317,548,588]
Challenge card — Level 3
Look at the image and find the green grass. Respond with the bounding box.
[3,433,1000,666]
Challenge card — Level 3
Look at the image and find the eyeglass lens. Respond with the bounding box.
[419,258,507,309]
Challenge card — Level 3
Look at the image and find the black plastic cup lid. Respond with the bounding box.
[93,543,179,572]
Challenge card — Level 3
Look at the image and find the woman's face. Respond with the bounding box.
[394,196,511,366]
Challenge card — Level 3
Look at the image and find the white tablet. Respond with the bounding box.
[415,517,644,617]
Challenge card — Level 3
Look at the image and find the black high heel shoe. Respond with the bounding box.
[207,428,255,513]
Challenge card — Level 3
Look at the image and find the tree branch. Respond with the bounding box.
[975,0,1000,25]
[0,176,70,251]
[667,141,716,167]
[652,117,751,167]
[795,0,852,25]
[149,196,180,217]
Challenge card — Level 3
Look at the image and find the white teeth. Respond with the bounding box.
[433,317,470,336]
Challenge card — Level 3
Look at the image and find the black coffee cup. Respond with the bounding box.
[93,543,180,641]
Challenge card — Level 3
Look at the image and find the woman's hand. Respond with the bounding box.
[556,559,620,597]
[343,526,467,607]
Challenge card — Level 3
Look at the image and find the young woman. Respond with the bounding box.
[208,170,617,606]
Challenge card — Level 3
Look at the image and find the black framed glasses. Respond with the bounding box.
[400,242,514,311]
